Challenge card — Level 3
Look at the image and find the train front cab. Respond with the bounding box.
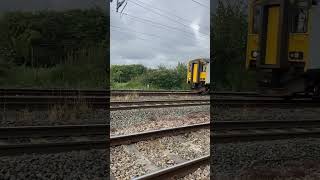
[246,0,320,95]
[187,59,209,89]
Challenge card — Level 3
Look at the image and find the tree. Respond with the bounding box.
[212,0,251,90]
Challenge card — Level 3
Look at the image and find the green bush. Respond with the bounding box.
[111,63,189,90]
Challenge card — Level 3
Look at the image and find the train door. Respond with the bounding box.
[265,6,280,65]
[192,63,199,83]
[257,0,289,69]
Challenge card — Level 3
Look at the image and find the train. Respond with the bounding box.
[187,58,210,92]
[246,0,320,97]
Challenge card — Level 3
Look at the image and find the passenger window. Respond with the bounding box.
[291,8,308,33]
[203,66,207,72]
[199,64,203,72]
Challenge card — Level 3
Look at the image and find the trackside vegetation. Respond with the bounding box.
[0,8,107,89]
[212,0,256,91]
[111,63,189,90]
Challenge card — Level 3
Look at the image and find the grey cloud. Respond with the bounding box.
[111,0,210,68]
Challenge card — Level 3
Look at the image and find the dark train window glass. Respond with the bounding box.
[252,5,261,34]
[199,64,203,72]
[291,8,308,33]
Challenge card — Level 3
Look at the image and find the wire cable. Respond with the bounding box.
[127,0,210,37]
[190,0,210,9]
[112,10,209,39]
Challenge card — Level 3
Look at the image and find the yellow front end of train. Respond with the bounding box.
[187,58,210,90]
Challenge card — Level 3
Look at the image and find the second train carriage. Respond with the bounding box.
[246,0,320,96]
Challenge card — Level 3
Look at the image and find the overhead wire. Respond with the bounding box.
[110,28,181,52]
[134,0,210,30]
[190,0,210,9]
[112,10,209,40]
[127,0,210,37]
[110,25,164,39]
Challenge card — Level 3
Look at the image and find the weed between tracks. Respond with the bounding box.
[47,103,91,122]
[112,93,139,101]
[8,100,92,123]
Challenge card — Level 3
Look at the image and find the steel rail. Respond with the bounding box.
[212,98,320,107]
[213,120,320,130]
[0,124,107,138]
[0,88,108,96]
[110,99,210,110]
[0,88,195,97]
[212,120,320,143]
[0,123,209,156]
[110,122,210,146]
[132,155,209,180]
[0,140,107,156]
[212,128,320,144]
[0,95,109,109]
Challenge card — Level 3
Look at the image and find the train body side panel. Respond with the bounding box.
[307,5,320,70]
[246,34,259,68]
[200,72,206,81]
[288,34,308,63]
[187,63,192,83]
[205,63,210,84]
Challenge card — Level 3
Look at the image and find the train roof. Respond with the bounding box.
[189,58,210,63]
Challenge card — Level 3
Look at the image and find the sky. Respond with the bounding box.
[110,0,210,68]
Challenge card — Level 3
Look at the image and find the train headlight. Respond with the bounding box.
[251,51,259,58]
[289,51,303,60]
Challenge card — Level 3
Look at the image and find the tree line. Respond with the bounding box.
[111,63,189,90]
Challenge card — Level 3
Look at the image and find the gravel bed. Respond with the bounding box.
[111,95,209,101]
[211,138,320,179]
[0,150,107,179]
[239,159,320,180]
[111,129,209,179]
[178,165,210,180]
[110,145,148,180]
[135,129,210,168]
[212,107,320,121]
[0,108,108,127]
[111,105,209,129]
[111,111,209,135]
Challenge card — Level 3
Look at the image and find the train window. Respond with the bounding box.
[252,5,261,34]
[203,66,207,72]
[291,8,308,33]
[199,64,203,72]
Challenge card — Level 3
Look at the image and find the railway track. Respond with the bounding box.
[0,122,209,156]
[132,156,209,180]
[0,97,209,110]
[111,122,210,180]
[110,99,210,111]
[0,124,107,156]
[0,95,108,109]
[0,88,198,97]
[212,97,320,108]
[213,120,320,144]
[0,88,108,96]
[128,120,320,179]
